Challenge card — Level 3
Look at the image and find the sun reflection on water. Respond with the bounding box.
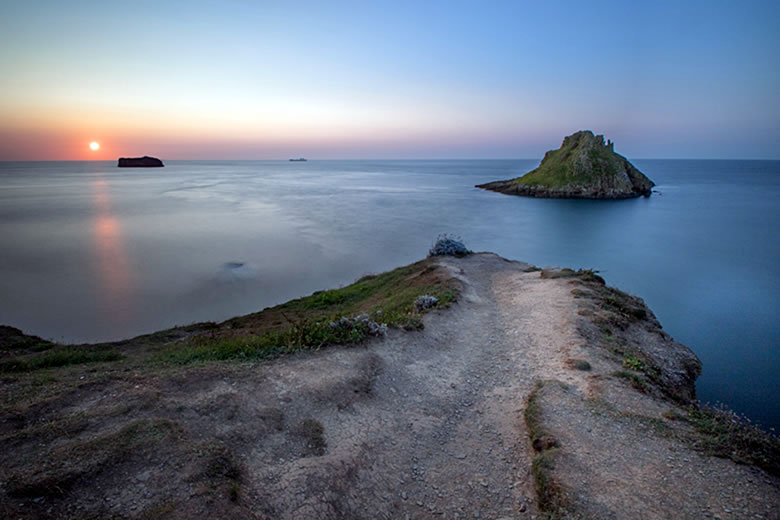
[91,176,133,328]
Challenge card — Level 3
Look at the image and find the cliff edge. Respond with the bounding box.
[1,254,777,519]
[477,130,654,199]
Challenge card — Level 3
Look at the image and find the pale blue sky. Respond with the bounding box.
[1,0,778,159]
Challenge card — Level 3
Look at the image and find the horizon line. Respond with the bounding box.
[2,157,780,163]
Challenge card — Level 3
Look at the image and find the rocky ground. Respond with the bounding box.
[1,253,778,519]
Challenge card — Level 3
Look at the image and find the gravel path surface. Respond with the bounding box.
[241,253,778,519]
[242,253,541,518]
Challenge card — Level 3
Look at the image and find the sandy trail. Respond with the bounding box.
[240,253,543,518]
[239,253,777,519]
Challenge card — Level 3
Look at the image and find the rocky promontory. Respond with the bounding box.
[1,252,777,519]
[477,130,654,199]
[117,156,164,167]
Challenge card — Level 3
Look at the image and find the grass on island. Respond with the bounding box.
[510,131,622,188]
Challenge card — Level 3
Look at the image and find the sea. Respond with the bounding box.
[1,159,778,430]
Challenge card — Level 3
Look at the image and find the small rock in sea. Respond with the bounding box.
[117,156,164,167]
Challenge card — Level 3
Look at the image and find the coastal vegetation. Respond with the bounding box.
[682,404,780,476]
[525,381,570,519]
[160,257,458,364]
[428,233,471,257]
[0,257,459,372]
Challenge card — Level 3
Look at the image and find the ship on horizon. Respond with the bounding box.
[289,157,307,162]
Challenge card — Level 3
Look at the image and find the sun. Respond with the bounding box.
[89,141,100,151]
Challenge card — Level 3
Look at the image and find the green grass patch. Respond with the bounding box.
[167,319,376,364]
[623,354,645,371]
[161,259,458,365]
[525,381,570,517]
[685,404,780,476]
[532,449,570,519]
[0,326,56,354]
[524,381,546,447]
[541,268,604,285]
[510,131,623,189]
[0,347,123,373]
[612,370,649,393]
[161,317,378,365]
[276,260,456,323]
[525,381,561,452]
[600,289,647,321]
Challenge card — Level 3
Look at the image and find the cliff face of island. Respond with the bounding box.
[477,130,655,199]
[117,156,164,167]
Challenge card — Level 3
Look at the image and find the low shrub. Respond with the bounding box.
[414,294,439,312]
[686,402,780,475]
[428,234,471,257]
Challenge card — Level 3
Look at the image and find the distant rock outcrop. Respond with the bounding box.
[477,131,654,199]
[117,156,164,168]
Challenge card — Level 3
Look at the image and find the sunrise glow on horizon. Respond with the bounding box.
[1,1,778,160]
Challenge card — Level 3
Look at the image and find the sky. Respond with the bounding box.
[1,0,778,160]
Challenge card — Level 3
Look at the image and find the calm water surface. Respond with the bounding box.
[1,159,778,428]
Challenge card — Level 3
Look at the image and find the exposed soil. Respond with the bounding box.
[1,253,777,519]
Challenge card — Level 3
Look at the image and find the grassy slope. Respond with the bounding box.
[0,257,458,373]
[161,257,458,363]
[514,132,621,187]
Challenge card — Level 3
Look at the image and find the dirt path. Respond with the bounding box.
[240,254,541,518]
[234,253,778,519]
[2,253,778,519]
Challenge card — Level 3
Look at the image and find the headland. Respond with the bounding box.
[1,252,777,519]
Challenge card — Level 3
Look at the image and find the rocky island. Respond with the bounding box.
[1,246,777,519]
[117,156,164,167]
[477,130,654,199]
